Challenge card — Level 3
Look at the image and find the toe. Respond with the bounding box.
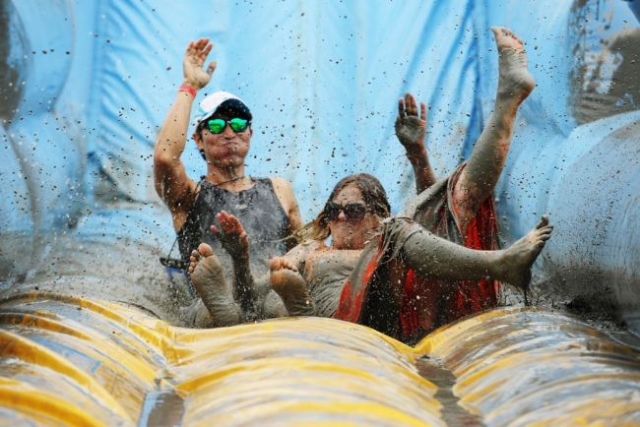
[197,243,215,257]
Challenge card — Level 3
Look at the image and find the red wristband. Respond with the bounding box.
[178,84,197,98]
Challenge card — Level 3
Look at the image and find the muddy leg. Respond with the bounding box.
[455,26,536,228]
[401,216,552,289]
[189,243,242,326]
[269,257,315,316]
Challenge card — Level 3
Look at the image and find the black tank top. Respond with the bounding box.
[178,177,294,286]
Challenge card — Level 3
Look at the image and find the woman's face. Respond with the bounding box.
[328,184,380,250]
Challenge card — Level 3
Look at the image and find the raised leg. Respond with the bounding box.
[454,26,536,230]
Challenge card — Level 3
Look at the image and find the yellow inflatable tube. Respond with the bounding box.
[1,292,639,426]
[0,292,441,426]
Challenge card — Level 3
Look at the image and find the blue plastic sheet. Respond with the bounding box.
[0,0,638,333]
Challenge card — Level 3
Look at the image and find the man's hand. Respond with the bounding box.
[394,93,427,151]
[211,210,249,260]
[183,38,217,90]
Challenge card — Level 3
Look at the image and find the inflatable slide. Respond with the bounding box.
[1,1,639,425]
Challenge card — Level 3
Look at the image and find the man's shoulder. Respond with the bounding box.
[251,176,271,184]
[262,176,287,183]
[266,176,293,188]
[252,176,293,191]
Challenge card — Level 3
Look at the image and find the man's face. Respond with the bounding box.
[196,115,252,168]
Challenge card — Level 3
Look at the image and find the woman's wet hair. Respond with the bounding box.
[295,173,391,242]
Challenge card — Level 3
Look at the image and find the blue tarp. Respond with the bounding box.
[1,0,638,333]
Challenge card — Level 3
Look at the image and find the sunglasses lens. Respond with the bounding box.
[207,119,226,134]
[344,203,366,221]
[206,118,249,134]
[324,202,339,221]
[228,118,249,132]
[325,202,366,221]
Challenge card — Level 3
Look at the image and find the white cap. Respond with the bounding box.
[193,91,252,125]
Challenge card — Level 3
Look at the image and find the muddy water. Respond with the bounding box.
[139,391,185,427]
[416,356,484,427]
[135,357,485,426]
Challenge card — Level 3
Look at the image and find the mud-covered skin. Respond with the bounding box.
[178,178,292,287]
[188,242,242,326]
[269,179,553,343]
[452,26,535,232]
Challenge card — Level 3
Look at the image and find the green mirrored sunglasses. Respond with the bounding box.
[206,117,250,134]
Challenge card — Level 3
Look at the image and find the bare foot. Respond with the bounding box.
[498,216,553,290]
[492,26,535,104]
[189,242,241,326]
[270,257,315,316]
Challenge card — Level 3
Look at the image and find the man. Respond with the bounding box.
[392,26,536,335]
[154,38,302,327]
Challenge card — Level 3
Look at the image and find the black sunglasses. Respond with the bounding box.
[324,202,368,222]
